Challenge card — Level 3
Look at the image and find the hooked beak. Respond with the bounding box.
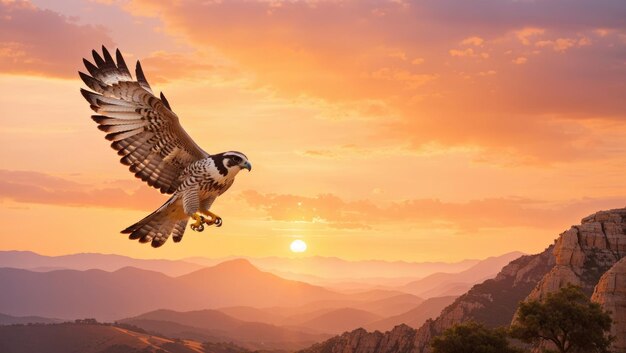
[242,161,252,172]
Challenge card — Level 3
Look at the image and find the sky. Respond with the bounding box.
[0,0,625,262]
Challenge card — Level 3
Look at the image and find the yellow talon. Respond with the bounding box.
[202,210,223,227]
[190,213,205,232]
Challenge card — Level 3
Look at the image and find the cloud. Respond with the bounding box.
[535,36,592,52]
[367,67,438,89]
[5,0,626,165]
[417,0,626,31]
[516,27,545,45]
[461,36,484,46]
[241,190,625,231]
[108,0,626,165]
[0,170,165,211]
[138,50,234,84]
[449,48,474,57]
[0,0,114,78]
[512,56,528,64]
[448,47,489,58]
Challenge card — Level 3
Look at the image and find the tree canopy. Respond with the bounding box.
[431,321,524,353]
[510,284,613,353]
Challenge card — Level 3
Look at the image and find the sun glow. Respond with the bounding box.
[290,239,307,253]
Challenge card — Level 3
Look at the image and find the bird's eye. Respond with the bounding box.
[232,156,241,163]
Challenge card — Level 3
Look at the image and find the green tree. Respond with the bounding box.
[510,284,613,353]
[431,321,524,353]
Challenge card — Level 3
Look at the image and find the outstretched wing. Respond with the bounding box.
[79,46,209,194]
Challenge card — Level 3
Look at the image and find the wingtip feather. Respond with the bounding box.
[92,49,105,67]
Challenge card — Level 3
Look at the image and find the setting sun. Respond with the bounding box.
[290,239,307,253]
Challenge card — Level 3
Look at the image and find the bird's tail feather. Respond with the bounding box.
[121,196,188,248]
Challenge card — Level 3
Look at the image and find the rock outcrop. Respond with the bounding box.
[299,324,418,353]
[525,209,626,302]
[298,207,626,353]
[592,257,626,353]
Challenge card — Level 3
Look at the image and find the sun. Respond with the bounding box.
[290,239,307,253]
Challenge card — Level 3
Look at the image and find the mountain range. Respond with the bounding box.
[0,249,528,351]
[0,259,344,321]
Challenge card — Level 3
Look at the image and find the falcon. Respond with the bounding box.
[79,46,251,248]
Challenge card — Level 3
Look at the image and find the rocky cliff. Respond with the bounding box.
[524,209,626,302]
[592,257,626,353]
[515,208,626,353]
[298,207,626,353]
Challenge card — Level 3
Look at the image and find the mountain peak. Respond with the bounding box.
[177,258,262,279]
[213,258,257,271]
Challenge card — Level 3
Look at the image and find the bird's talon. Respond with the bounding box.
[191,223,204,232]
[215,218,222,227]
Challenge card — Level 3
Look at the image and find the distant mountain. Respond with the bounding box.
[365,296,458,331]
[400,251,524,298]
[289,308,382,334]
[123,309,242,332]
[258,291,422,325]
[0,313,61,325]
[212,294,423,335]
[350,294,424,317]
[0,322,208,353]
[0,251,521,292]
[186,255,480,281]
[120,309,330,350]
[177,259,343,307]
[0,250,202,277]
[217,293,417,329]
[0,259,345,321]
[216,306,284,325]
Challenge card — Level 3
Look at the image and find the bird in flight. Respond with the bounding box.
[79,46,251,248]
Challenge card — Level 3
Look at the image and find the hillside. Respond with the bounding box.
[290,308,382,334]
[0,322,206,353]
[365,296,457,332]
[120,309,330,350]
[400,251,524,298]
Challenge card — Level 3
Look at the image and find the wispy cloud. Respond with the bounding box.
[241,190,624,231]
[0,170,165,211]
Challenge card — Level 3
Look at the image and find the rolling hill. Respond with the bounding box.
[0,322,207,353]
[120,309,330,350]
[0,313,61,325]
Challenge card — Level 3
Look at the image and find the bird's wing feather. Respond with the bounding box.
[79,47,209,194]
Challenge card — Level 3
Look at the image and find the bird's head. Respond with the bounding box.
[223,151,252,173]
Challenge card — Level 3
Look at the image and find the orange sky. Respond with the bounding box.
[1,0,625,262]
